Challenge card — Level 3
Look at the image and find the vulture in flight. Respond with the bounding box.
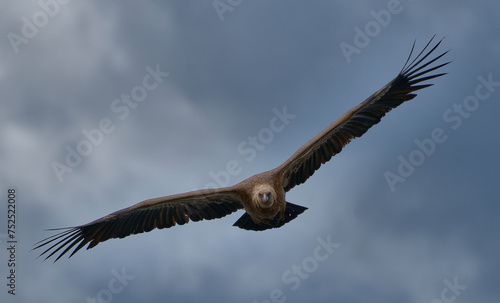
[35,37,449,262]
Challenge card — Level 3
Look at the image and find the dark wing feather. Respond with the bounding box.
[33,188,244,262]
[233,202,308,231]
[276,36,449,192]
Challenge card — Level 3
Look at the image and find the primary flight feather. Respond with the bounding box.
[34,37,449,262]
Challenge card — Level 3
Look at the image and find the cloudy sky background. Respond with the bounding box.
[1,1,499,302]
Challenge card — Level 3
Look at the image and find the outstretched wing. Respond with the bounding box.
[276,36,449,192]
[33,188,244,262]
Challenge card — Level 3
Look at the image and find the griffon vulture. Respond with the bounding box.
[34,37,449,262]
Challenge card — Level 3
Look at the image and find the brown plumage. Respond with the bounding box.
[34,37,449,262]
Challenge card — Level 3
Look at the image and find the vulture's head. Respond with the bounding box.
[253,184,276,208]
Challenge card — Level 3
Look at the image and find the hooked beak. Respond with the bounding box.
[260,192,271,203]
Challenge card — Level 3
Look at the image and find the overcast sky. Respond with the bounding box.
[1,1,499,302]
